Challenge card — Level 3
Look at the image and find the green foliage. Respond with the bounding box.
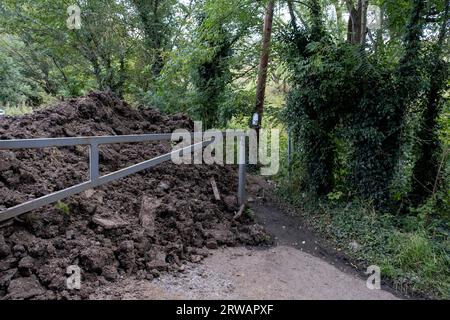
[131,0,177,79]
[190,15,232,128]
[55,200,70,215]
[384,230,449,298]
[0,0,266,128]
[281,0,440,209]
[0,36,35,106]
[3,102,33,116]
[276,173,450,298]
[283,38,396,202]
[383,0,414,38]
[0,0,175,99]
[275,0,449,298]
[134,0,263,127]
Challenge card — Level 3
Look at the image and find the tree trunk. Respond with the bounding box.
[346,0,369,44]
[286,0,298,31]
[374,5,385,53]
[253,0,275,133]
[360,0,369,44]
[132,0,167,79]
[410,0,449,206]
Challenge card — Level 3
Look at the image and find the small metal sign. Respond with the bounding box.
[252,113,259,127]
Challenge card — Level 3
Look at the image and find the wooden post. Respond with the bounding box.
[253,0,275,135]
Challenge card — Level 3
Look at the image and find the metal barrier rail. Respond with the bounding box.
[0,133,247,223]
[0,134,173,149]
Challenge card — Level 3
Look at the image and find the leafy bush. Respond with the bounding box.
[55,201,70,215]
[2,102,33,116]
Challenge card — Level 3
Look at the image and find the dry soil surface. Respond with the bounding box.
[91,177,399,300]
[91,245,398,300]
[91,185,399,300]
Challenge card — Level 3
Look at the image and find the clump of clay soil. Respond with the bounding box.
[0,91,269,300]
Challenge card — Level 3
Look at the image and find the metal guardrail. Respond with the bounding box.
[0,133,247,223]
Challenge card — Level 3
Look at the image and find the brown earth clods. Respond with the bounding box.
[0,91,270,300]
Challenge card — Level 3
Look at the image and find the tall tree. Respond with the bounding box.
[349,0,427,207]
[346,0,369,44]
[283,0,337,196]
[0,0,134,97]
[131,0,175,80]
[410,0,449,206]
[253,0,275,133]
[192,17,232,129]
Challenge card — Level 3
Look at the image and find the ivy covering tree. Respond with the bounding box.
[283,0,448,210]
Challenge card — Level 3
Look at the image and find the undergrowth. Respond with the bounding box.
[1,102,33,116]
[276,172,450,299]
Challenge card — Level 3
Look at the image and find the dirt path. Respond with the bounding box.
[92,197,399,300]
[92,245,397,300]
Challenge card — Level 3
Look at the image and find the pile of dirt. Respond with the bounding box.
[0,91,269,300]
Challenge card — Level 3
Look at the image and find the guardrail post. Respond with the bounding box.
[238,134,246,206]
[89,143,99,182]
[288,127,292,180]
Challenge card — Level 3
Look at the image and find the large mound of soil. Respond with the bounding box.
[0,91,269,299]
